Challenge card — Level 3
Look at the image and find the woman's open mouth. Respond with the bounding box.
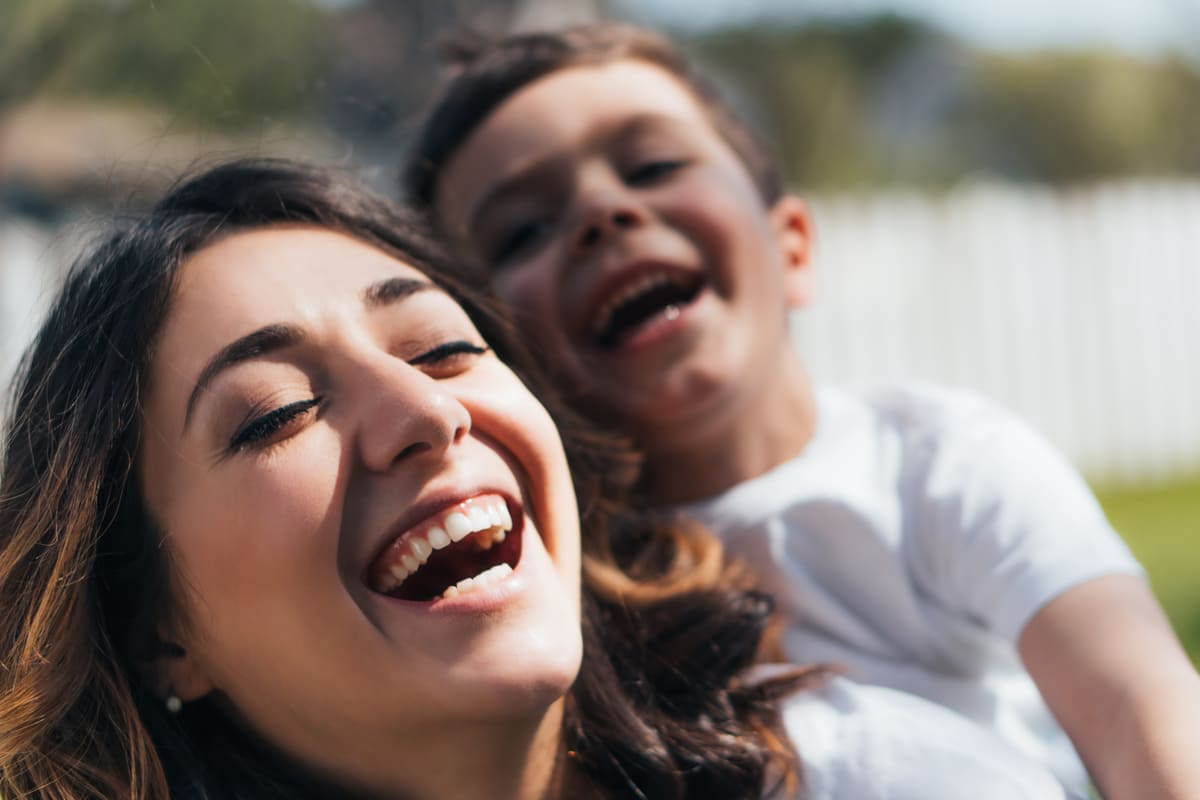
[367,494,523,602]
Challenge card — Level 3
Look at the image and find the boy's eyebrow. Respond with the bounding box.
[464,112,688,233]
[184,277,436,428]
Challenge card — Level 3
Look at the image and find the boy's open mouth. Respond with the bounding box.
[368,495,522,602]
[589,269,704,349]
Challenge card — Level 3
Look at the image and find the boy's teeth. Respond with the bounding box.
[441,563,514,599]
[593,271,674,334]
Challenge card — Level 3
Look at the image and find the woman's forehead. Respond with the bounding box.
[150,228,444,394]
[177,226,428,299]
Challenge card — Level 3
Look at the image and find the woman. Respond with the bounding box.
[0,158,1070,799]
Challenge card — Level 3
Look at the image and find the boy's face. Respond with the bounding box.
[437,60,813,446]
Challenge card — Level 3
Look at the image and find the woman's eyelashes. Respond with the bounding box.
[225,341,488,453]
[229,397,322,452]
[408,340,489,376]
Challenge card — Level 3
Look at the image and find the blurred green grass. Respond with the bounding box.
[1094,473,1200,667]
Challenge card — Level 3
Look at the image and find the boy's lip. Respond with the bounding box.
[572,257,706,347]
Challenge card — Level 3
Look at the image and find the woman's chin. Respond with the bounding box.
[455,621,583,717]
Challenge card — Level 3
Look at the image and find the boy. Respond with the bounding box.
[403,24,1200,798]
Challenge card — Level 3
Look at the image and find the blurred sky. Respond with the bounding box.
[628,0,1200,56]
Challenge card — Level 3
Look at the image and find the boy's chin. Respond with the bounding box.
[577,375,731,434]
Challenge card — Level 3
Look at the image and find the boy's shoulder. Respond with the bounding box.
[814,380,1080,507]
[693,381,1022,517]
[816,380,1022,458]
[847,380,1010,433]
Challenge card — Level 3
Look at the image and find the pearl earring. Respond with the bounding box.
[165,692,183,713]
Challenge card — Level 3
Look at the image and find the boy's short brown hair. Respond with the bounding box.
[404,22,785,212]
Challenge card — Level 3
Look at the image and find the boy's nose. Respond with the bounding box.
[356,358,472,473]
[577,208,639,251]
[571,184,648,256]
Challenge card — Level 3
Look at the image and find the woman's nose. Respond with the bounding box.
[356,359,472,473]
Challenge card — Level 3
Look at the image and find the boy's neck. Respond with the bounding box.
[637,352,816,506]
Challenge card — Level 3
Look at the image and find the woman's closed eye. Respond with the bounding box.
[225,342,486,454]
[229,397,322,452]
[409,340,489,377]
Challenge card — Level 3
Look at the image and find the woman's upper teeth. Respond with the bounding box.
[371,496,513,594]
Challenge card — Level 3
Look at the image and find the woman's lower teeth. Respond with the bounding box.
[441,563,514,598]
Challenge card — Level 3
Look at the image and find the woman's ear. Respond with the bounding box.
[770,194,816,309]
[151,634,214,706]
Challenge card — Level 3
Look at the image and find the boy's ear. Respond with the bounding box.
[770,194,815,309]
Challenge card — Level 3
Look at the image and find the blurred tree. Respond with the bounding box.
[322,0,521,155]
[959,51,1200,181]
[3,3,1197,186]
[689,16,962,188]
[322,0,610,166]
[686,15,1200,188]
[0,0,327,129]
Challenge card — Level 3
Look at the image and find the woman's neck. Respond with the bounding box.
[359,701,567,800]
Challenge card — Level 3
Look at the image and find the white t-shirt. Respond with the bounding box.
[684,383,1143,795]
[778,675,1079,799]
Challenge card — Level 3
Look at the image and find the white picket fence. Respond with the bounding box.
[0,219,62,417]
[797,179,1200,485]
[2,179,1199,485]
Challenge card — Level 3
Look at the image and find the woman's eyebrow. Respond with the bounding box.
[183,279,435,431]
[184,323,304,429]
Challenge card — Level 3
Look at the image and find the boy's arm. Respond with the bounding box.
[1019,573,1200,799]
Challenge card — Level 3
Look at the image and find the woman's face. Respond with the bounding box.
[139,226,582,792]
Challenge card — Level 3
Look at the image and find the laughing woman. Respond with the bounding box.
[0,159,1070,800]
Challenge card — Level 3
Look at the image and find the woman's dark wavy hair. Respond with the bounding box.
[0,158,825,799]
[403,22,785,219]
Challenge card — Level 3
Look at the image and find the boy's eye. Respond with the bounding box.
[627,159,685,186]
[229,397,321,452]
[489,218,551,268]
[408,340,489,377]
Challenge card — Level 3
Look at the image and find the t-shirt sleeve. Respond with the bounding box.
[778,676,1076,799]
[904,387,1144,642]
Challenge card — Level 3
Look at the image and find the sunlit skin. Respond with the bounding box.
[437,60,818,505]
[138,227,582,800]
